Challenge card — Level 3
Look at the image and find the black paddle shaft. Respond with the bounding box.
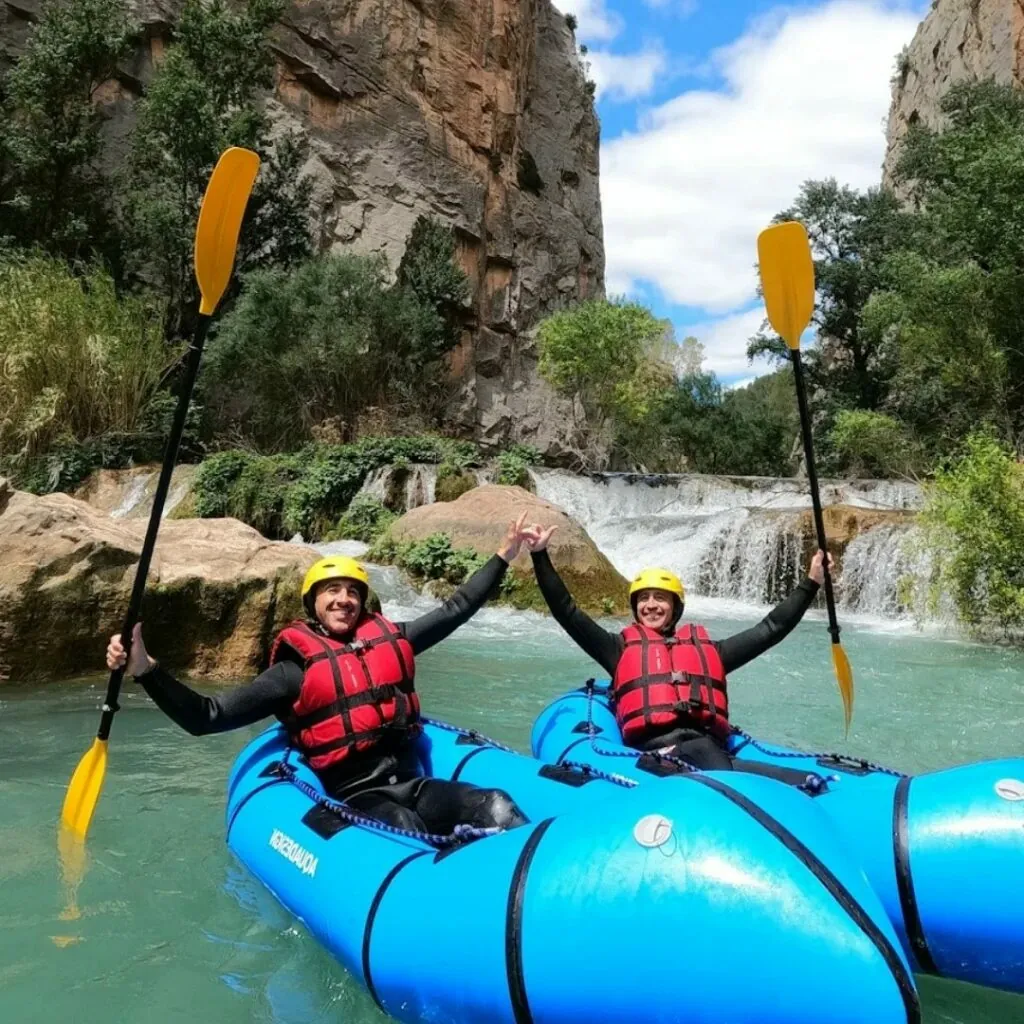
[790,348,841,642]
[96,315,211,742]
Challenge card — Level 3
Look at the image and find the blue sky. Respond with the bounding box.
[554,0,927,385]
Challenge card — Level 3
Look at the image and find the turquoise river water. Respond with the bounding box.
[3,578,1024,1023]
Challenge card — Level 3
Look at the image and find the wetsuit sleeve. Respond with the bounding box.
[400,554,509,655]
[530,549,622,676]
[717,579,820,674]
[134,660,303,735]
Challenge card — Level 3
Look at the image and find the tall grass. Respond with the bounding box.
[0,252,176,465]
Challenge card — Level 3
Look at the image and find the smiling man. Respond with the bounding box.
[105,516,533,837]
[523,522,831,783]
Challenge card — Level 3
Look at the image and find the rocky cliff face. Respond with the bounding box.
[0,0,602,458]
[883,0,1024,187]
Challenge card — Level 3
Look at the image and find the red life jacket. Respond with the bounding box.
[270,615,420,771]
[612,623,730,744]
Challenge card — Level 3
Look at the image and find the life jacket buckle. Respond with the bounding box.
[346,639,367,654]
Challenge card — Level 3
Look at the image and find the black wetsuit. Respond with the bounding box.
[531,549,819,785]
[135,555,527,834]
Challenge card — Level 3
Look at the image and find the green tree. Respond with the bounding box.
[538,299,670,464]
[396,215,470,358]
[896,80,1024,408]
[748,178,907,414]
[716,371,799,477]
[920,433,1024,636]
[861,253,1008,450]
[0,0,131,263]
[121,0,311,338]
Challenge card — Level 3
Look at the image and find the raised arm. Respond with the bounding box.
[106,624,302,735]
[527,533,622,677]
[716,551,830,674]
[401,514,527,655]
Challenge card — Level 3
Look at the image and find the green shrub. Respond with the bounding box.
[372,531,489,587]
[495,444,542,487]
[0,253,177,491]
[919,432,1024,635]
[435,462,477,502]
[828,409,925,478]
[329,495,396,543]
[191,436,479,540]
[204,222,469,448]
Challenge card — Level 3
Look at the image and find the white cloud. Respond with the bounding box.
[588,47,668,101]
[601,1,922,314]
[644,0,699,15]
[679,307,774,378]
[552,0,622,42]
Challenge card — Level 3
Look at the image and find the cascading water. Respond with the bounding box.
[110,472,153,518]
[358,463,439,509]
[530,469,923,618]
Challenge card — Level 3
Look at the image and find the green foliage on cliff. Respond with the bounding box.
[205,229,468,449]
[0,0,131,264]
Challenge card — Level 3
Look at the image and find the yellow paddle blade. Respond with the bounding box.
[194,147,260,316]
[832,642,854,737]
[56,825,88,938]
[757,221,815,350]
[60,737,108,839]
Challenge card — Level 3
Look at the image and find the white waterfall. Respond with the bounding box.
[110,472,154,518]
[358,463,439,509]
[531,469,923,618]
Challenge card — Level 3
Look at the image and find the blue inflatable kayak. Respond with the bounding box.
[532,684,1024,996]
[228,720,920,1024]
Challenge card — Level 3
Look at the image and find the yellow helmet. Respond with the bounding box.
[301,556,370,607]
[628,567,685,603]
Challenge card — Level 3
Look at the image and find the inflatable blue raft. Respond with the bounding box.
[532,684,1024,996]
[228,720,920,1024]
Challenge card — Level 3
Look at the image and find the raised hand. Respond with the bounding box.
[523,523,558,553]
[498,511,530,563]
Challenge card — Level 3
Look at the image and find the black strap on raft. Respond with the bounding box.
[505,818,556,1024]
[892,776,939,975]
[362,850,430,1012]
[685,772,921,1024]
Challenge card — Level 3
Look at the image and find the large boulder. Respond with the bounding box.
[387,484,630,615]
[0,479,318,683]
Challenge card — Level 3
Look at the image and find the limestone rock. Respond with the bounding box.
[884,0,1024,189]
[387,483,630,614]
[0,0,603,460]
[0,480,319,683]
